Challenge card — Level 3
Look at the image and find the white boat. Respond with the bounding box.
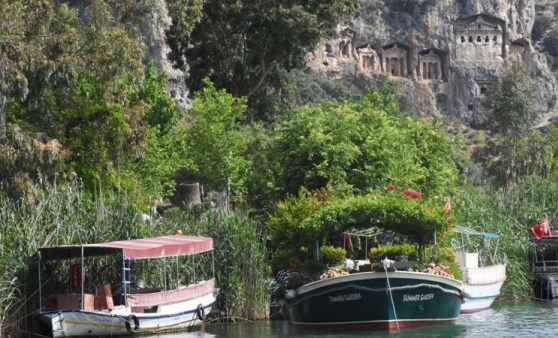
[37,234,218,337]
[453,226,507,313]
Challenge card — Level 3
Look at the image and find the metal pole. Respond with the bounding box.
[38,252,42,311]
[365,237,368,260]
[121,257,126,305]
[193,254,196,283]
[81,245,85,310]
[212,250,215,281]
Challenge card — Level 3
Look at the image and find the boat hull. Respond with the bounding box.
[461,280,505,313]
[38,292,216,337]
[461,264,506,313]
[285,271,463,331]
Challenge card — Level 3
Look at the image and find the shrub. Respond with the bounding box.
[424,246,462,280]
[298,259,326,275]
[320,245,346,267]
[271,249,299,275]
[369,243,417,261]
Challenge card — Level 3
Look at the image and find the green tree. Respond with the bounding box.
[123,62,190,199]
[0,0,59,140]
[2,1,148,187]
[481,60,542,186]
[254,91,459,207]
[485,60,539,137]
[171,0,362,119]
[185,79,250,197]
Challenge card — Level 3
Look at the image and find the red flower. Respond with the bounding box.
[387,184,396,191]
[402,189,422,200]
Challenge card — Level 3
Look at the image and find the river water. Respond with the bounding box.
[146,301,558,338]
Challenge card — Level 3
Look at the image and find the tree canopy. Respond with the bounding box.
[251,88,459,207]
[170,0,363,119]
[479,59,546,186]
[484,59,539,137]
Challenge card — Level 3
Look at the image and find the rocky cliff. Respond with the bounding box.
[143,0,191,110]
[306,0,558,128]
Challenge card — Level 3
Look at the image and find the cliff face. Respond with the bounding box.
[142,0,191,110]
[307,0,558,128]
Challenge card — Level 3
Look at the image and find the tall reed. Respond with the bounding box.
[0,180,147,336]
[455,176,558,300]
[163,208,271,320]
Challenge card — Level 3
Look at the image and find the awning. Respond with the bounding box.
[39,234,213,260]
[454,225,499,239]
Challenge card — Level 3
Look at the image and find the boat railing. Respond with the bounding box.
[464,264,506,284]
[533,260,558,274]
[125,278,215,307]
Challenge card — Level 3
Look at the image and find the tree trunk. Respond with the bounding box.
[173,182,202,207]
[0,95,6,141]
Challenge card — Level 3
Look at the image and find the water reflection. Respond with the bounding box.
[140,331,215,338]
[139,302,558,338]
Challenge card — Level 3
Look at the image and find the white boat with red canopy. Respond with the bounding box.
[37,234,217,337]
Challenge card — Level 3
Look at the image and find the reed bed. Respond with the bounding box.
[163,208,271,320]
[454,176,558,300]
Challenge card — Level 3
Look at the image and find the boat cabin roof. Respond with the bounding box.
[454,226,499,239]
[39,234,213,260]
[530,235,558,245]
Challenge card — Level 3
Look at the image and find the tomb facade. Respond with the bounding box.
[356,44,380,72]
[454,14,505,66]
[382,43,409,77]
[418,49,442,80]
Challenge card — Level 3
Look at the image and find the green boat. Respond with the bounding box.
[283,193,465,331]
[285,261,464,331]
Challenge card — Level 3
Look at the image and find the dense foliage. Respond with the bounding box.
[184,79,250,195]
[3,1,558,335]
[171,0,363,120]
[479,60,550,186]
[253,89,458,206]
[453,177,558,300]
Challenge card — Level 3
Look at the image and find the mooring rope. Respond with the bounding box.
[383,259,400,333]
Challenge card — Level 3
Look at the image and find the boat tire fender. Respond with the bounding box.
[196,304,206,321]
[125,314,140,333]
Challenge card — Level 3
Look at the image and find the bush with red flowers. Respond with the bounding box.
[402,189,423,200]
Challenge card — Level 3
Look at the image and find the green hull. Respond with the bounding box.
[286,271,463,331]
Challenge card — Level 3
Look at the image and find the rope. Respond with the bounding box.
[383,260,400,333]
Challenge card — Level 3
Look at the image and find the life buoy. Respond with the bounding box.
[196,304,206,321]
[125,314,140,333]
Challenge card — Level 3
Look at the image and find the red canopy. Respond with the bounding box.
[39,234,213,260]
[95,235,213,259]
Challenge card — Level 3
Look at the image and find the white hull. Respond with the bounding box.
[39,292,216,337]
[461,264,506,313]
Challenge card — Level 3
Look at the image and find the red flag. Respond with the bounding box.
[344,232,353,252]
[531,216,549,240]
[443,197,451,213]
